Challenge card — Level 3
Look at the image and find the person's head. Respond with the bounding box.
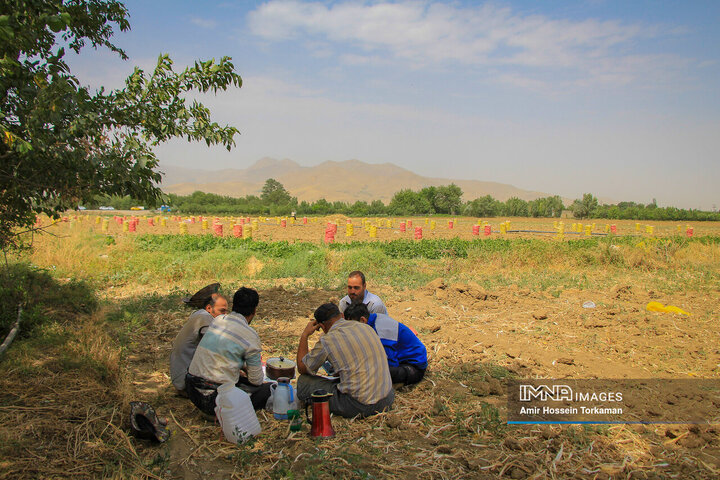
[204,294,228,318]
[347,270,367,303]
[343,302,369,324]
[232,287,260,322]
[313,303,342,333]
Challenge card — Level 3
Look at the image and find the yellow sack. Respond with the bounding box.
[646,301,691,316]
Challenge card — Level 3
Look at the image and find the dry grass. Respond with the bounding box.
[2,217,719,478]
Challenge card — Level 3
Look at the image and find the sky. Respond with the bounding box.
[67,1,720,209]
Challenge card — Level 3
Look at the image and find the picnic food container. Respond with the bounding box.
[266,357,296,380]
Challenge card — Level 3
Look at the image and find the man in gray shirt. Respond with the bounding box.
[169,293,228,393]
[338,270,388,315]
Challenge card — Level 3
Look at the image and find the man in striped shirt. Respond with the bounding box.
[186,287,271,416]
[296,303,394,418]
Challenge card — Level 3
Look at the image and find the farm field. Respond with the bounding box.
[1,215,719,479]
[47,212,720,243]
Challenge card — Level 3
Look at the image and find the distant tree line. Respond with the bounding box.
[92,179,719,221]
[575,195,720,221]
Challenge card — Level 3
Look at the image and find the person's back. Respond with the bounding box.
[320,319,392,405]
[344,303,427,386]
[188,312,263,386]
[368,313,427,370]
[169,309,212,391]
[185,287,270,415]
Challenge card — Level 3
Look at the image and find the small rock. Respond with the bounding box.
[430,325,441,333]
[472,381,490,396]
[678,434,705,449]
[465,456,489,471]
[556,357,575,365]
[386,415,402,429]
[532,312,548,320]
[431,398,445,415]
[488,377,504,395]
[503,437,522,450]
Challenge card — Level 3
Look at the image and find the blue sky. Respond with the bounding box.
[68,1,720,209]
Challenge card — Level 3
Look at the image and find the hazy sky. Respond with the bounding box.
[68,1,720,209]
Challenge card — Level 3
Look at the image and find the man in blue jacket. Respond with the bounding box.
[344,303,427,385]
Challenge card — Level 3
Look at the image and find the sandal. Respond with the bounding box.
[129,401,170,443]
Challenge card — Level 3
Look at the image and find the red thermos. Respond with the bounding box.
[306,389,335,438]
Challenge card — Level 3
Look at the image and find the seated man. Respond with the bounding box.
[296,303,394,418]
[338,270,388,315]
[169,289,228,393]
[344,303,427,386]
[186,287,271,416]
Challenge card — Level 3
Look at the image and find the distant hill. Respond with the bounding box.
[160,157,556,203]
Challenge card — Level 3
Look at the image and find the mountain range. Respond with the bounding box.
[159,158,556,204]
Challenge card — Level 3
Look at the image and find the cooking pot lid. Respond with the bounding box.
[266,357,296,368]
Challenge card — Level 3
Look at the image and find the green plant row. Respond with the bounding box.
[135,234,720,260]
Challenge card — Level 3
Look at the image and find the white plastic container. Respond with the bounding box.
[271,379,297,419]
[215,383,261,444]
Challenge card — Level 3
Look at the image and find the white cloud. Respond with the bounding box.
[247,1,688,88]
[190,16,217,29]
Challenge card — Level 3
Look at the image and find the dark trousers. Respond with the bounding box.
[296,374,394,419]
[185,373,272,416]
[389,364,426,385]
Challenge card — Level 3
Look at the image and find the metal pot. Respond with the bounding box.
[266,357,296,380]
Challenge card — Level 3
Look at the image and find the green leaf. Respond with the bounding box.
[47,16,64,32]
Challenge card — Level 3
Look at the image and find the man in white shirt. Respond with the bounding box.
[186,287,271,415]
[338,270,388,315]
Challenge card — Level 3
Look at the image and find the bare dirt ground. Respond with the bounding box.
[112,280,720,479]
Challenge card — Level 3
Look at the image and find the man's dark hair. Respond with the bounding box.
[314,303,341,324]
[348,270,366,285]
[343,302,369,322]
[232,287,259,316]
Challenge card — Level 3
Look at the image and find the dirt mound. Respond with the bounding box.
[422,278,497,305]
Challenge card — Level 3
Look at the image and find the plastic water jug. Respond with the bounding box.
[215,383,261,444]
[271,377,297,420]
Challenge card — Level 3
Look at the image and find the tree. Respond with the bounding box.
[261,178,292,205]
[571,193,599,219]
[311,198,332,214]
[528,195,565,218]
[367,199,386,215]
[349,201,369,216]
[546,195,565,218]
[388,189,431,215]
[0,1,241,250]
[464,195,501,217]
[433,184,463,214]
[503,197,529,217]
